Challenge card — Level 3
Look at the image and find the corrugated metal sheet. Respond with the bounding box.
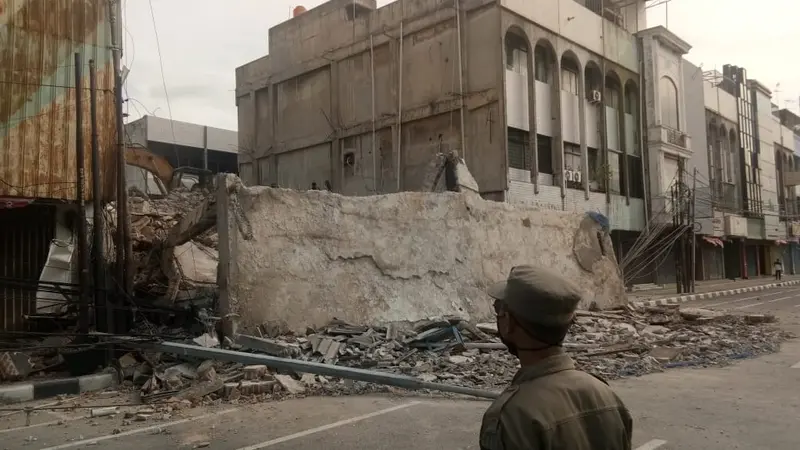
[0,204,55,331]
[0,0,117,201]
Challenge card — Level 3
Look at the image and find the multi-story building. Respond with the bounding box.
[773,107,800,273]
[235,0,652,259]
[687,65,794,280]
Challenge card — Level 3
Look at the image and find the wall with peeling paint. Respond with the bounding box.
[217,176,626,332]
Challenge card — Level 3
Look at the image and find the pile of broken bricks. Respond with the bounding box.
[109,305,790,407]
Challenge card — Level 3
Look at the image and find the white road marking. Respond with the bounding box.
[635,439,668,450]
[791,362,800,369]
[39,408,238,450]
[704,294,761,308]
[235,401,422,450]
[736,295,797,309]
[703,288,800,308]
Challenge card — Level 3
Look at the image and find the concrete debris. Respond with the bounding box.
[118,305,788,406]
[0,351,33,381]
[106,187,219,301]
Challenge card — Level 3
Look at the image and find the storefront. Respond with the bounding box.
[697,236,725,280]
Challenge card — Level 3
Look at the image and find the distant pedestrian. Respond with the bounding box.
[774,258,783,281]
[479,265,633,450]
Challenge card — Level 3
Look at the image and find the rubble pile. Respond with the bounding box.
[116,305,790,405]
[108,187,219,297]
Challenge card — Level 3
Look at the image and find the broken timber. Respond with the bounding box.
[139,341,500,400]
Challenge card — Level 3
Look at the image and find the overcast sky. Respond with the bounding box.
[122,0,800,131]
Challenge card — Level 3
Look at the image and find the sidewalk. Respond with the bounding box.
[629,274,800,307]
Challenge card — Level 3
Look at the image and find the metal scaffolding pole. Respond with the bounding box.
[138,341,499,400]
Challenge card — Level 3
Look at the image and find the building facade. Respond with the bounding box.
[235,0,651,247]
[125,115,239,174]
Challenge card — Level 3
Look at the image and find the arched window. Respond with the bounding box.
[659,77,679,130]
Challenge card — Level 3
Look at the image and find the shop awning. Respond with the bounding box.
[702,236,725,247]
[776,239,789,245]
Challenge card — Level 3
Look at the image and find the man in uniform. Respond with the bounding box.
[479,265,633,450]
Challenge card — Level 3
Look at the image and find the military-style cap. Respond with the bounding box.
[487,265,582,329]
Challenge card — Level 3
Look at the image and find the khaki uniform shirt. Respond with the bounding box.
[479,350,633,450]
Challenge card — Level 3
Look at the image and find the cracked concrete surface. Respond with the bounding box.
[221,183,625,332]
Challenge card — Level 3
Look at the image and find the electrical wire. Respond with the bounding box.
[147,0,181,166]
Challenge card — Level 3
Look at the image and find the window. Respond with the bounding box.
[505,34,528,74]
[561,68,579,95]
[564,143,582,189]
[607,151,622,194]
[537,134,554,174]
[588,147,604,192]
[507,128,531,170]
[534,46,550,83]
[606,87,621,110]
[627,155,644,198]
[659,77,679,130]
[564,143,581,171]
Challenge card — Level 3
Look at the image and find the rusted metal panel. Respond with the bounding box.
[0,204,55,331]
[0,0,117,201]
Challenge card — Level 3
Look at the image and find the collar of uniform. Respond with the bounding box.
[511,349,575,385]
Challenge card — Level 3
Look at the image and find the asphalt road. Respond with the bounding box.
[3,285,800,450]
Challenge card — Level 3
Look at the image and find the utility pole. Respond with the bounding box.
[673,175,682,294]
[110,0,131,296]
[75,53,90,335]
[690,168,698,293]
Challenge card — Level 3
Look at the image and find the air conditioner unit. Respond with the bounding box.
[589,90,602,103]
[564,170,574,182]
[573,171,582,183]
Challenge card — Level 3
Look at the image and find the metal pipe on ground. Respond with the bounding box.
[74,52,90,335]
[140,341,499,400]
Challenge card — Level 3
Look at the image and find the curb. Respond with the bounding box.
[631,279,800,308]
[0,372,117,405]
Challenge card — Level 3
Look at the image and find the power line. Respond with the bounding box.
[147,0,181,166]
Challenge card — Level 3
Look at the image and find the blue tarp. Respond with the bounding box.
[586,211,610,232]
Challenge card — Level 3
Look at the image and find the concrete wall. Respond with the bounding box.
[217,177,626,332]
[683,61,712,234]
[236,0,505,197]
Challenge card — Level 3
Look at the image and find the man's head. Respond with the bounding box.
[487,265,582,356]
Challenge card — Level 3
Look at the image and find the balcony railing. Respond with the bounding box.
[648,125,691,154]
[665,127,687,148]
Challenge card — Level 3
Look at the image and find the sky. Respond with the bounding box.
[122,0,800,132]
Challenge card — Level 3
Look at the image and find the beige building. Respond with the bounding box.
[235,0,654,235]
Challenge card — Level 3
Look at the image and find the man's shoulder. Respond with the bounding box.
[510,369,627,412]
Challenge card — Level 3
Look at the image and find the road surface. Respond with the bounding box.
[3,286,800,450]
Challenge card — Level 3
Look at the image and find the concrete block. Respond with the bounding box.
[243,365,268,380]
[274,374,305,394]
